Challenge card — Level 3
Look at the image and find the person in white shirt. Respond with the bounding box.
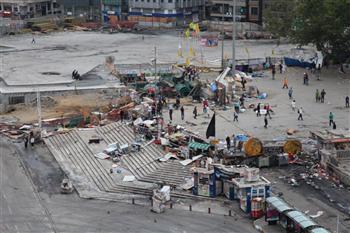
[291,100,296,111]
[297,107,304,120]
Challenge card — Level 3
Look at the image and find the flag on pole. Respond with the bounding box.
[189,46,194,56]
[186,57,191,66]
[189,22,195,30]
[206,113,216,139]
[185,29,190,38]
[177,43,183,57]
[195,24,200,34]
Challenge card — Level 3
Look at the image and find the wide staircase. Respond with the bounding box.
[45,123,197,199]
[96,122,191,187]
[45,130,153,196]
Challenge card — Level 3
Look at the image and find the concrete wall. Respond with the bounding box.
[206,20,262,33]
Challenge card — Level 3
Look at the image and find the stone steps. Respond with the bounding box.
[48,133,108,191]
[44,122,201,199]
[95,122,191,187]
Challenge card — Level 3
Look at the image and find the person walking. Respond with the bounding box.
[303,73,309,85]
[316,64,321,80]
[241,77,246,91]
[291,99,296,111]
[346,96,349,108]
[32,37,36,44]
[256,103,261,117]
[329,112,334,126]
[266,104,272,119]
[320,89,326,103]
[30,136,35,147]
[279,63,283,74]
[193,106,197,119]
[288,87,293,99]
[232,134,237,152]
[264,115,268,128]
[282,63,287,73]
[169,104,173,122]
[180,106,185,120]
[315,89,320,102]
[226,136,231,150]
[175,95,181,109]
[282,77,288,89]
[203,99,209,116]
[233,111,238,122]
[272,65,276,80]
[298,107,304,120]
[24,136,28,148]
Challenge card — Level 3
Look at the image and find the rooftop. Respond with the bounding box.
[232,176,271,188]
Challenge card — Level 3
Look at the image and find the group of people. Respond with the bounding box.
[182,66,198,82]
[271,62,287,80]
[225,134,243,152]
[167,97,210,123]
[23,132,35,148]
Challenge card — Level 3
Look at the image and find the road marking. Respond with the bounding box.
[8,205,13,215]
[14,224,19,233]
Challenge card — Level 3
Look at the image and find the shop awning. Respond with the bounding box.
[286,210,317,229]
[266,197,293,213]
[188,142,210,150]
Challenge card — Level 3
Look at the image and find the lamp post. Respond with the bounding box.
[232,0,236,73]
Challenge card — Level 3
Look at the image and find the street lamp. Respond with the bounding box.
[232,0,236,73]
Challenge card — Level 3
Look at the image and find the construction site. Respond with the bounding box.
[1,28,350,233]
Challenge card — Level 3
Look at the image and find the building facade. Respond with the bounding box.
[101,0,121,21]
[0,0,62,19]
[128,0,205,27]
[58,0,100,21]
[209,0,263,25]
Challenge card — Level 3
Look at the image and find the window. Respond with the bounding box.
[153,0,156,2]
[251,7,258,15]
[168,0,173,2]
[147,0,150,2]
[161,0,164,3]
[9,96,25,105]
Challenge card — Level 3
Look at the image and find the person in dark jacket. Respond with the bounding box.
[226,136,231,150]
[264,115,268,128]
[180,106,185,120]
[193,106,197,119]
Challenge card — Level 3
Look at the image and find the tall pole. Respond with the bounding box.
[37,88,42,130]
[336,215,339,233]
[154,46,157,77]
[232,0,236,72]
[221,32,224,70]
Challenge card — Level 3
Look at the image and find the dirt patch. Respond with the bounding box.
[4,93,111,123]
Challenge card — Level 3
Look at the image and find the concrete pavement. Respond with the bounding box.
[1,137,257,233]
[0,138,54,233]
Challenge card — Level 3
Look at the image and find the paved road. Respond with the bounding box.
[0,138,54,233]
[44,193,256,233]
[1,138,256,233]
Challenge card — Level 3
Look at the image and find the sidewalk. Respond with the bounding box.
[254,217,285,233]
